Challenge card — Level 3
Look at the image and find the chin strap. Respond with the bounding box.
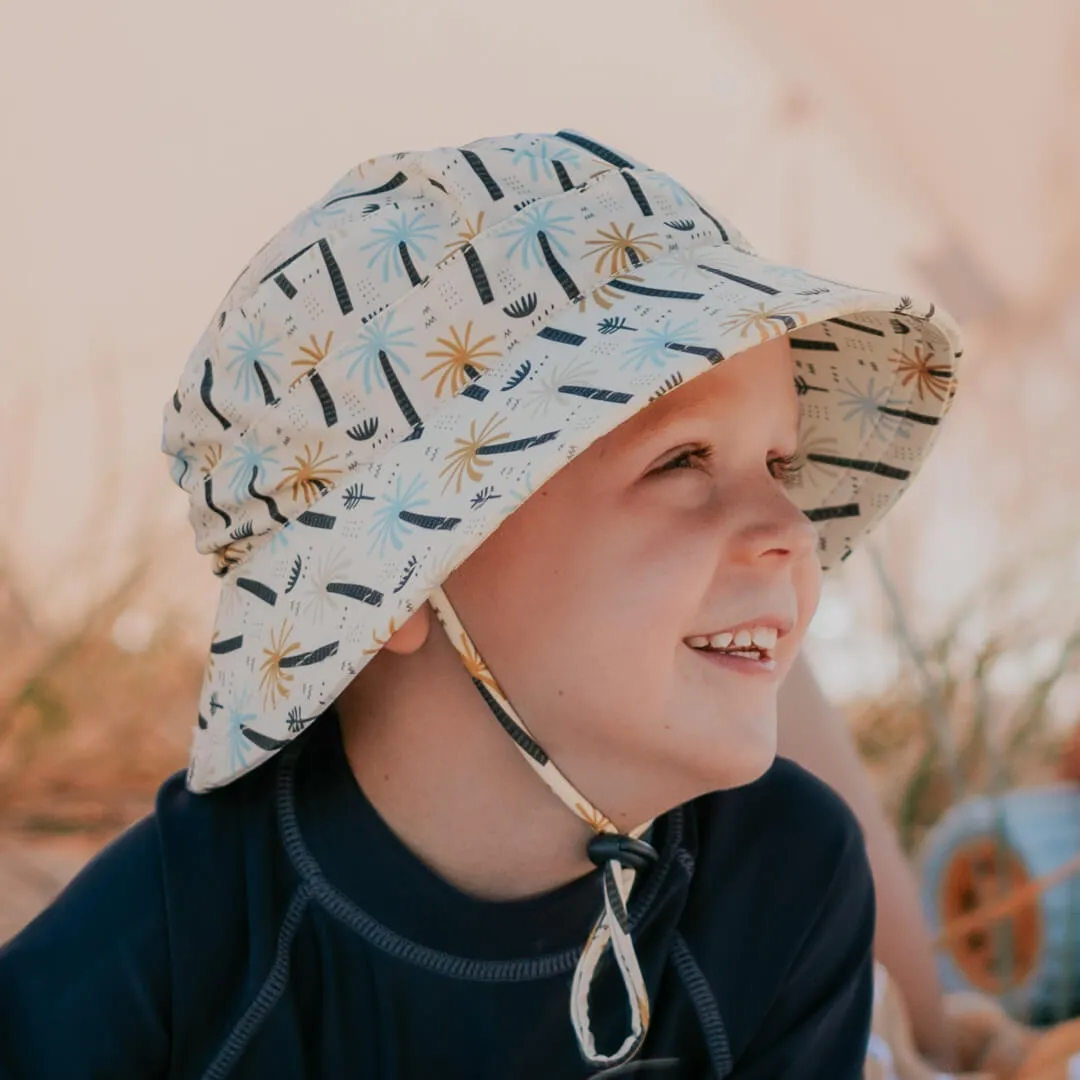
[427,587,658,1069]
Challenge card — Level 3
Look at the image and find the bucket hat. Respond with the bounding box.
[162,129,963,1067]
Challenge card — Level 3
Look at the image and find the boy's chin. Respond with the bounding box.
[678,708,779,791]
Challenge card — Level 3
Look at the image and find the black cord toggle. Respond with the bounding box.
[587,833,659,872]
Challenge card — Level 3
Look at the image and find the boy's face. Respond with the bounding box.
[444,337,820,811]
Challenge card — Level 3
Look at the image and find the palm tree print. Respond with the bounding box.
[524,357,598,417]
[503,203,576,269]
[259,620,300,709]
[368,473,429,556]
[223,435,280,503]
[267,520,293,556]
[300,547,353,620]
[584,223,662,276]
[649,173,688,207]
[200,443,224,477]
[506,141,581,183]
[442,212,486,257]
[341,311,415,394]
[793,427,841,488]
[718,302,809,344]
[360,209,438,284]
[576,273,644,312]
[458,631,499,693]
[835,377,909,440]
[291,201,346,236]
[620,319,699,372]
[423,321,502,398]
[226,321,283,404]
[440,414,512,493]
[362,618,399,657]
[889,344,954,402]
[575,801,615,834]
[290,331,335,386]
[277,441,343,506]
[225,688,258,773]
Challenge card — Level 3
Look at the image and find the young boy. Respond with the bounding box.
[0,130,963,1078]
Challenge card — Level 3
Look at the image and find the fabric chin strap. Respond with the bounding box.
[426,586,657,1068]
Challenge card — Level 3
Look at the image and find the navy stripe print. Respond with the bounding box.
[552,160,574,191]
[620,171,653,216]
[554,130,634,169]
[558,385,634,404]
[296,510,337,529]
[318,239,353,315]
[473,678,549,764]
[280,641,340,668]
[878,406,940,426]
[608,280,703,301]
[201,358,233,430]
[204,477,232,528]
[806,454,910,482]
[398,510,462,531]
[478,431,559,455]
[259,242,317,284]
[829,317,884,337]
[236,578,278,606]
[322,171,409,207]
[538,326,586,346]
[461,244,494,304]
[805,503,861,522]
[308,371,337,426]
[460,150,504,200]
[696,265,780,295]
[210,634,244,655]
[537,232,581,301]
[248,466,290,526]
[274,273,297,299]
[790,339,839,352]
[326,582,385,606]
[666,342,723,364]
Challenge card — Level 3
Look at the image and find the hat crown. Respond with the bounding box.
[161,131,750,574]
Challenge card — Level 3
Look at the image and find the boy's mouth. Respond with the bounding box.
[684,625,783,671]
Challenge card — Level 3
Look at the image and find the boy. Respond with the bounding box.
[0,130,963,1078]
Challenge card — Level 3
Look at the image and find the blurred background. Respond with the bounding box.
[2,0,1079,1025]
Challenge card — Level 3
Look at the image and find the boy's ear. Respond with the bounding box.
[383,604,432,656]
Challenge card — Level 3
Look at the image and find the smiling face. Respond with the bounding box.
[443,336,822,816]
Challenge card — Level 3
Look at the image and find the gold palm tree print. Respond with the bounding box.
[889,344,954,402]
[459,631,499,693]
[442,212,486,256]
[423,321,502,398]
[363,618,399,657]
[200,443,224,477]
[575,801,615,833]
[583,222,662,276]
[576,273,645,312]
[719,302,808,344]
[290,331,335,386]
[259,620,300,708]
[277,440,343,506]
[439,414,511,493]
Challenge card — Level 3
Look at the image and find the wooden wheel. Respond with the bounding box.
[940,838,1042,994]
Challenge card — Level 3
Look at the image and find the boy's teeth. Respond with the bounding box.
[689,626,780,653]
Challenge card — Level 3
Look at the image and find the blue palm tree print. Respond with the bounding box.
[341,310,416,394]
[620,319,700,372]
[368,473,429,557]
[225,321,283,402]
[503,203,576,269]
[292,201,346,235]
[225,688,258,773]
[360,210,439,282]
[835,377,911,440]
[223,434,281,503]
[650,173,689,207]
[267,521,294,555]
[506,141,581,183]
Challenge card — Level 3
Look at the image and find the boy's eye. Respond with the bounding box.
[768,453,805,488]
[658,446,713,473]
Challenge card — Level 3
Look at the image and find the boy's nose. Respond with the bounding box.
[733,487,820,565]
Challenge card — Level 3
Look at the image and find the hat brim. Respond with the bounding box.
[189,241,960,792]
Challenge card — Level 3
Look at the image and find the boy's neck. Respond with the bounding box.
[335,635,599,903]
